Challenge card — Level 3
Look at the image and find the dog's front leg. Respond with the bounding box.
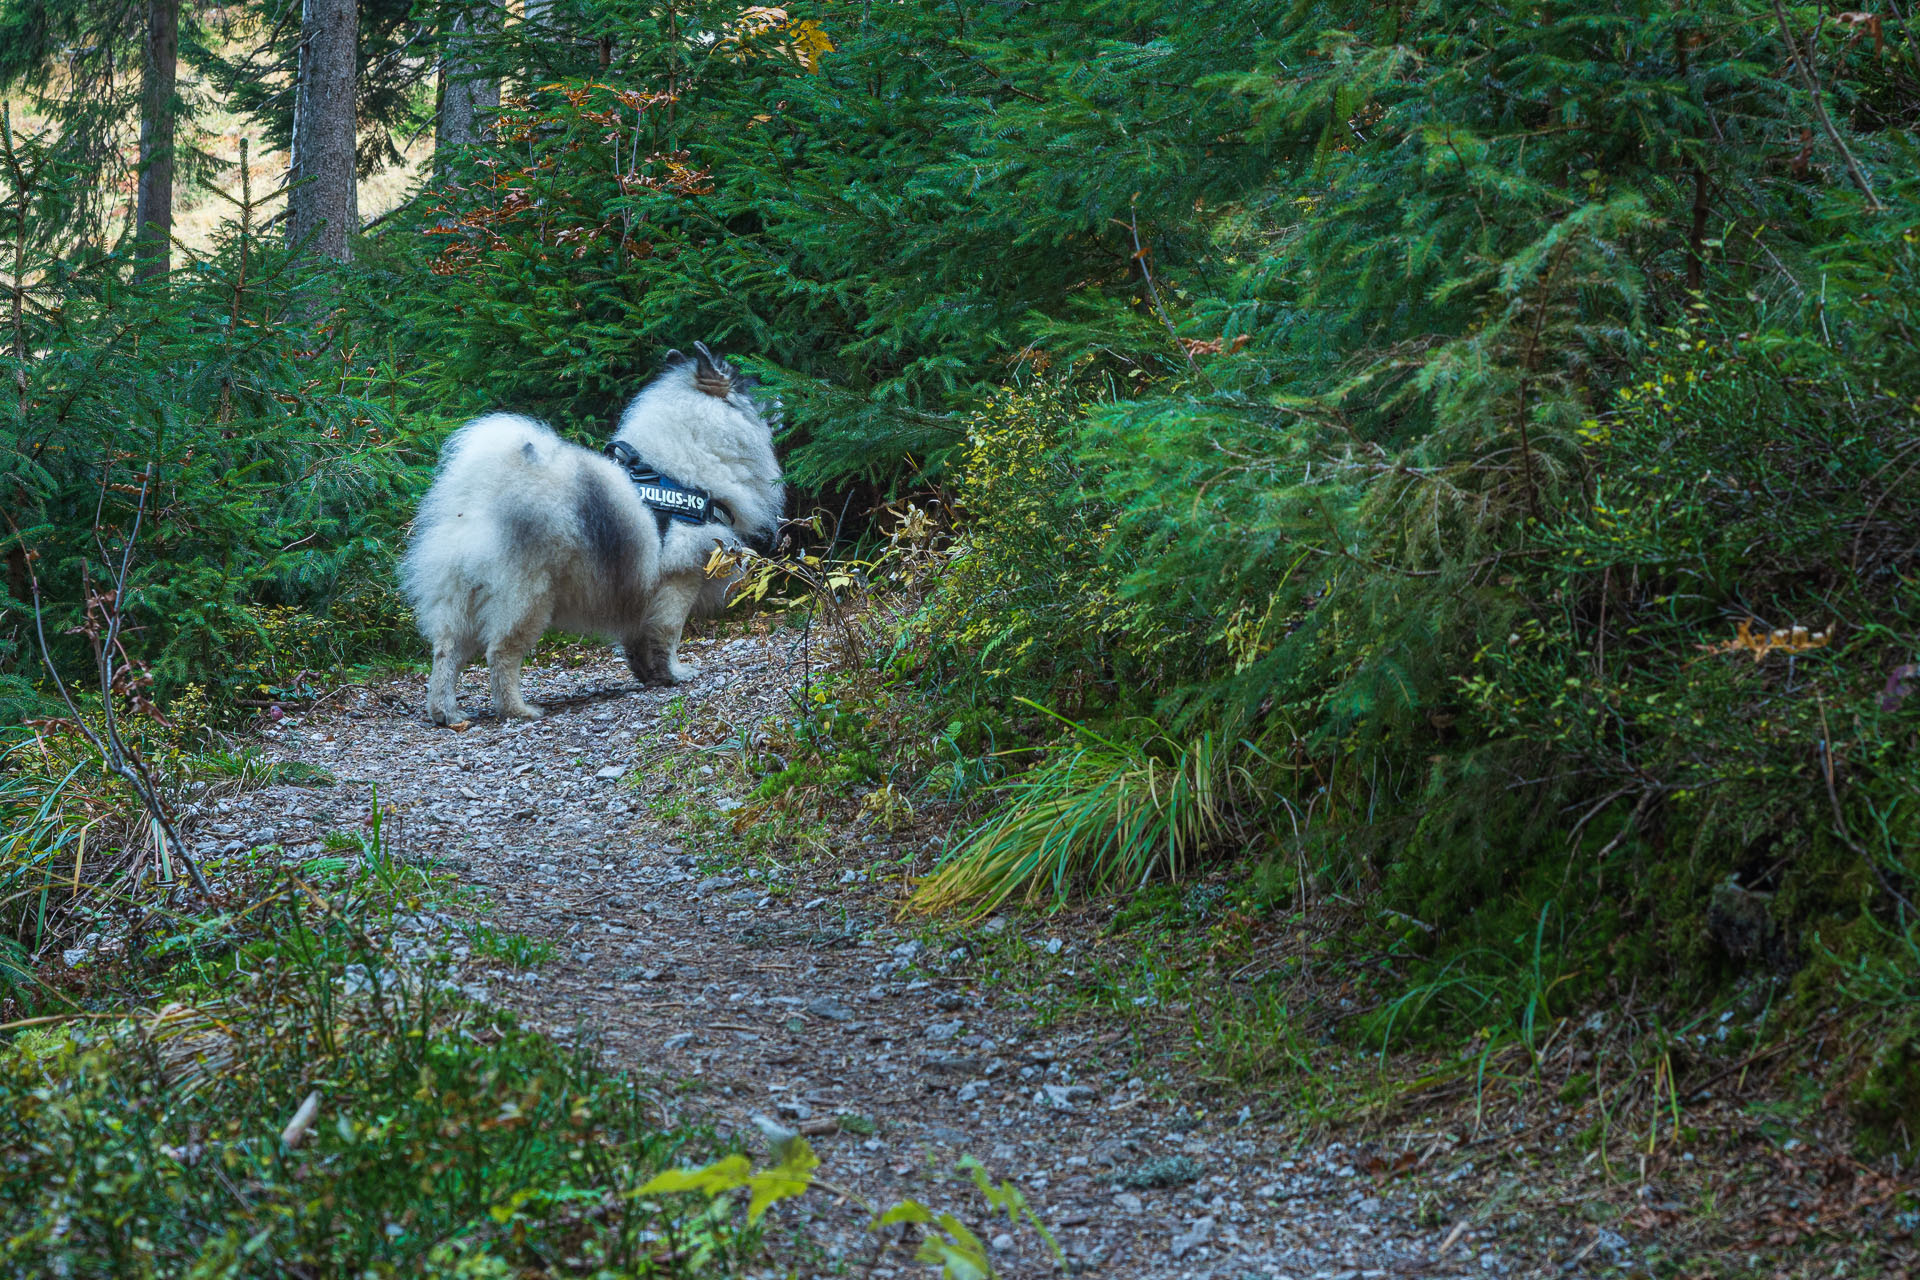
[626,574,705,685]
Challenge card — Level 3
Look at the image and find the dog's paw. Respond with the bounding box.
[631,659,680,687]
[501,703,545,720]
[428,704,465,727]
[668,661,699,683]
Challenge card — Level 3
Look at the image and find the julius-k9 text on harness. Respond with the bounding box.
[604,439,736,537]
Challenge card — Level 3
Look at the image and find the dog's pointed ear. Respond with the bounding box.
[691,342,732,398]
[661,348,689,367]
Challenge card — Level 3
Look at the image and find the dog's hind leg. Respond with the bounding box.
[624,574,705,686]
[485,606,551,719]
[426,632,477,725]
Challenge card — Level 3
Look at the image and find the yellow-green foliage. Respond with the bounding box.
[641,1129,1060,1279]
[232,605,335,701]
[931,384,1141,684]
[0,1026,80,1073]
[0,869,721,1276]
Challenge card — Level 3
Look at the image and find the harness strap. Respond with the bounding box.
[603,440,738,538]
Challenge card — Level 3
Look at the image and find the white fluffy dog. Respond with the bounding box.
[401,345,783,724]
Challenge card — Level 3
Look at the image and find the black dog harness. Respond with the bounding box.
[604,439,737,538]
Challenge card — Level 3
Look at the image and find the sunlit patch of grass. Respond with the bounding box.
[912,719,1245,917]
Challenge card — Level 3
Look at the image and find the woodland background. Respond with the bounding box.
[1,0,1919,1265]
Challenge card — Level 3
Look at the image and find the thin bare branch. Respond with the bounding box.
[1771,0,1882,210]
[19,467,212,896]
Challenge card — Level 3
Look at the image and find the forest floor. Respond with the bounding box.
[193,627,1912,1279]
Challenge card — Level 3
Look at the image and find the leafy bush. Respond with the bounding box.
[886,0,1920,1085]
[921,383,1154,700]
[0,868,734,1277]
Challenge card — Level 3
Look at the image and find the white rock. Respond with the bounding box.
[1169,1215,1214,1260]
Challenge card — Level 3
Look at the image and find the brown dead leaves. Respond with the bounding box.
[1177,334,1252,358]
[1697,618,1832,663]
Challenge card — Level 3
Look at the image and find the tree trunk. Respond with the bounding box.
[288,0,359,262]
[436,2,502,173]
[134,0,178,279]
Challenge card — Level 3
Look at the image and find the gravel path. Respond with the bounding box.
[202,635,1569,1279]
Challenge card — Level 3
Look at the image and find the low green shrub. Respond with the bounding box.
[0,868,736,1277]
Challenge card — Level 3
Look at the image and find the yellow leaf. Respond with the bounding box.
[787,18,835,72]
[635,1154,753,1200]
[719,9,833,73]
[745,1156,815,1223]
[876,1199,934,1227]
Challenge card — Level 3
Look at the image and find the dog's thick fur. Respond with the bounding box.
[401,346,782,724]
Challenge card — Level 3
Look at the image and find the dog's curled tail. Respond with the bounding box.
[434,412,560,473]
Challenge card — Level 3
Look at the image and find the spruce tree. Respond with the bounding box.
[0,0,189,247]
[436,0,503,169]
[196,0,433,194]
[134,0,179,277]
[289,0,360,261]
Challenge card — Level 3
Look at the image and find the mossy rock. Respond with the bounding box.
[1113,1155,1203,1189]
[0,1025,89,1076]
[1706,879,1789,973]
[1851,1022,1920,1158]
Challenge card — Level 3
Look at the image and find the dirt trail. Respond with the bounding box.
[205,634,1566,1279]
